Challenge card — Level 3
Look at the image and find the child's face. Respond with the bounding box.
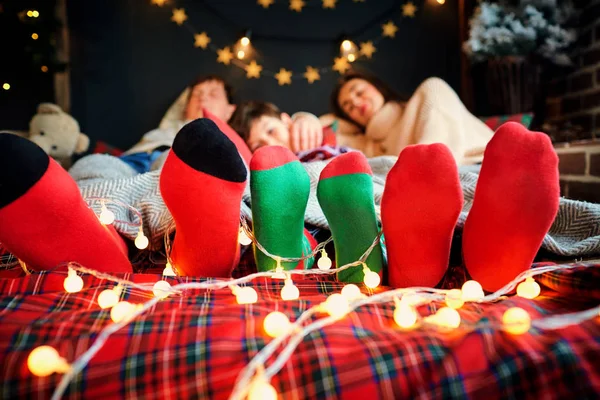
[246,114,293,152]
[184,80,236,122]
[338,78,385,127]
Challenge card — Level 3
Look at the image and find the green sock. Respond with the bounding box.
[317,152,384,283]
[250,146,316,271]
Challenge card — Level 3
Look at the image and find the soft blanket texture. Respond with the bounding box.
[68,153,600,258]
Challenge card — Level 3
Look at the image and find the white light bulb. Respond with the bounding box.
[153,280,171,299]
[341,40,352,51]
[263,311,291,338]
[27,346,69,377]
[248,378,277,400]
[99,204,115,225]
[401,293,425,307]
[110,301,137,323]
[363,270,380,289]
[64,269,84,293]
[281,279,299,301]
[516,277,541,299]
[427,307,461,329]
[394,303,418,328]
[323,293,349,319]
[347,53,356,62]
[236,287,258,304]
[162,262,176,277]
[135,230,149,249]
[238,227,252,246]
[503,307,531,335]
[237,50,245,59]
[461,280,484,301]
[341,284,361,300]
[445,289,464,309]
[98,288,120,309]
[241,36,250,46]
[317,250,332,270]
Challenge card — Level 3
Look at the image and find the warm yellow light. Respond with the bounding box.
[272,260,286,279]
[394,303,418,328]
[341,40,352,51]
[98,287,120,309]
[437,0,445,4]
[363,270,380,289]
[238,227,252,246]
[428,307,461,329]
[281,279,299,301]
[402,293,426,307]
[27,11,33,17]
[27,346,69,377]
[64,269,83,293]
[461,280,484,301]
[263,311,291,338]
[32,33,39,40]
[41,65,48,72]
[248,378,277,400]
[2,83,10,90]
[503,307,531,335]
[237,50,245,59]
[99,204,115,225]
[135,230,149,249]
[317,250,332,270]
[32,10,40,17]
[240,37,250,46]
[445,289,464,309]
[110,301,137,323]
[341,284,361,300]
[153,280,171,299]
[347,54,356,62]
[516,277,541,299]
[236,287,258,304]
[323,293,349,319]
[162,262,176,276]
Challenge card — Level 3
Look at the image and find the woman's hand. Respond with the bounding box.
[289,113,323,153]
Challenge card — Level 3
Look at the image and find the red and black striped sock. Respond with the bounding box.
[0,133,131,272]
[159,119,248,277]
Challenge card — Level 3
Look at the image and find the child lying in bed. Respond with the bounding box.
[0,118,561,292]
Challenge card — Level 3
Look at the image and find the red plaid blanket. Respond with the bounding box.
[1,257,600,399]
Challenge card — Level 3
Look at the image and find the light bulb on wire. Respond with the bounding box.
[340,38,358,63]
[317,249,332,270]
[503,307,531,335]
[153,280,172,299]
[235,30,252,61]
[237,50,245,59]
[280,278,299,301]
[362,263,380,289]
[64,268,84,293]
[162,261,176,277]
[99,202,115,225]
[135,228,149,249]
[98,285,122,309]
[263,311,291,338]
[393,297,418,328]
[27,346,70,377]
[238,227,252,246]
[516,277,541,299]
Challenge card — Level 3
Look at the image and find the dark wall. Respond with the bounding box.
[67,0,460,150]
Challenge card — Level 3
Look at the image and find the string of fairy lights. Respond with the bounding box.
[147,0,435,85]
[11,197,599,400]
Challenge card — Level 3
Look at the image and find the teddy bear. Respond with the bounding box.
[28,103,90,167]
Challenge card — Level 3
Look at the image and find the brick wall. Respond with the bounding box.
[556,141,600,203]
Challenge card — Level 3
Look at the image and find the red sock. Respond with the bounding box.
[463,122,559,292]
[159,119,247,277]
[0,133,131,272]
[382,144,463,288]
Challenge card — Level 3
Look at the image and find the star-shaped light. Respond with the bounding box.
[402,2,417,17]
[360,41,376,59]
[275,68,292,86]
[333,57,351,74]
[323,0,337,9]
[382,21,398,38]
[258,0,275,8]
[290,0,305,12]
[194,32,211,49]
[217,47,234,65]
[171,8,187,25]
[304,66,320,84]
[246,60,263,79]
[151,0,168,6]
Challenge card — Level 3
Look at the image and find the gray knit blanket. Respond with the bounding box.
[70,153,600,257]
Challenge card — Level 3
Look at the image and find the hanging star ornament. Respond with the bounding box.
[246,60,263,79]
[360,41,376,59]
[258,0,275,8]
[194,32,211,49]
[304,66,320,84]
[151,0,168,6]
[275,68,293,86]
[333,57,351,74]
[402,2,417,17]
[290,0,305,12]
[217,47,234,65]
[171,8,187,25]
[322,0,337,9]
[382,21,398,38]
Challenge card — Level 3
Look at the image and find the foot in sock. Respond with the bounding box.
[160,119,247,277]
[250,146,316,271]
[381,144,463,288]
[317,152,384,283]
[463,122,559,292]
[0,133,132,272]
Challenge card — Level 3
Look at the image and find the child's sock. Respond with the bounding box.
[381,144,463,288]
[463,122,559,292]
[317,152,384,283]
[0,133,131,272]
[159,119,247,277]
[250,146,315,271]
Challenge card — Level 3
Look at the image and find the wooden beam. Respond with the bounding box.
[54,0,71,112]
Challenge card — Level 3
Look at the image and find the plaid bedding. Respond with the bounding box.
[1,255,600,399]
